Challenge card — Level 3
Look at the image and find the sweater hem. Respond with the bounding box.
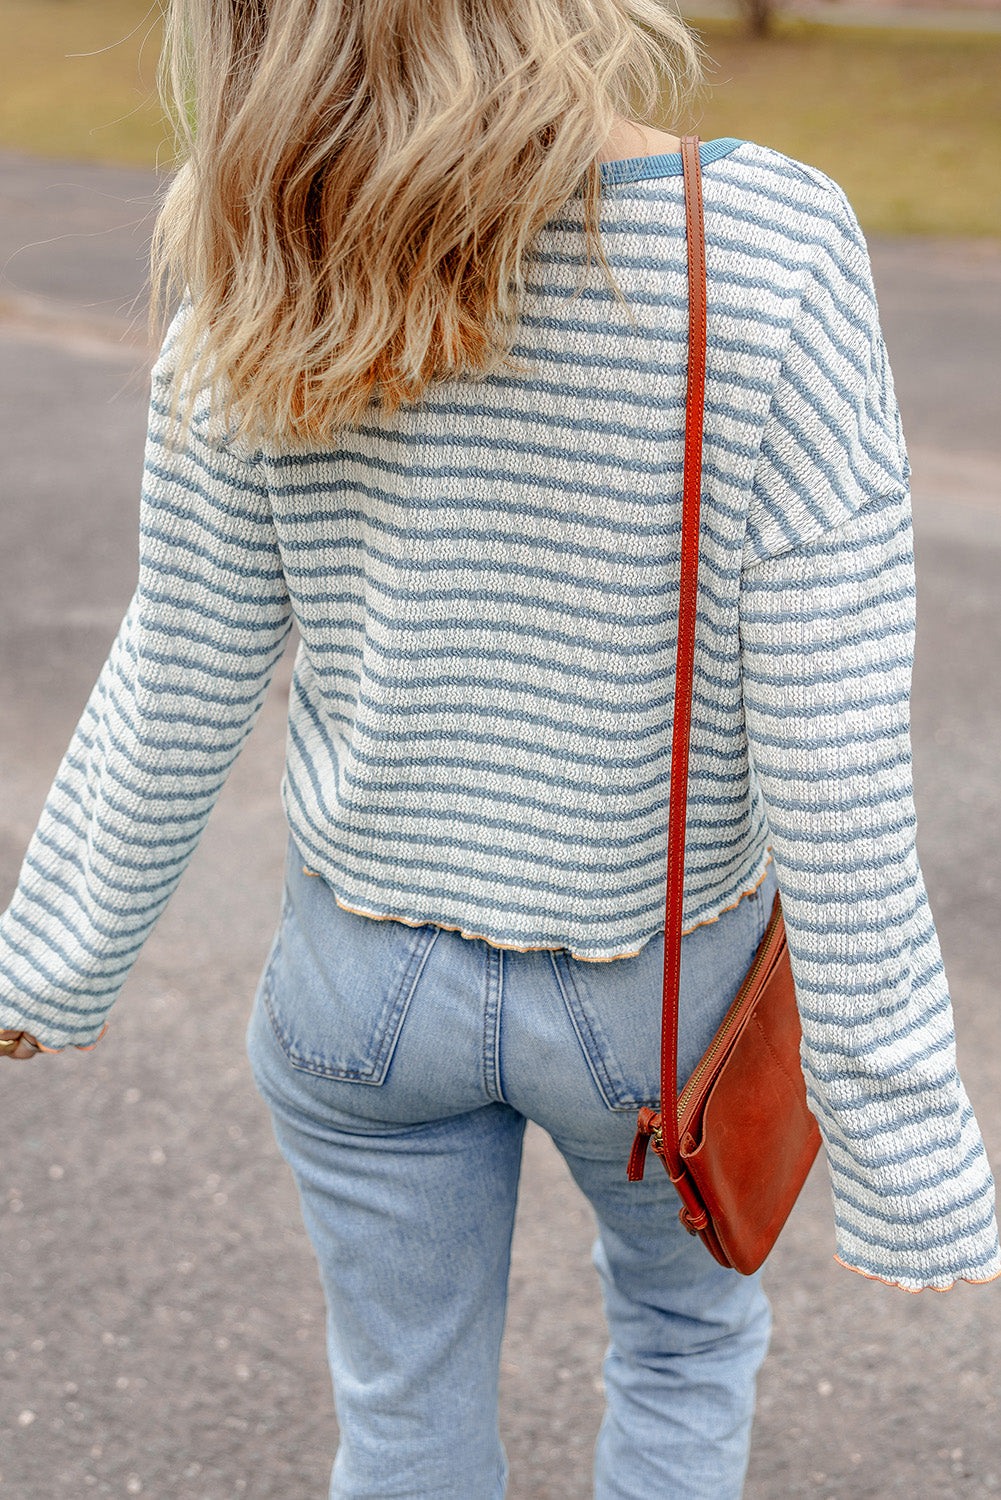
[0,1018,110,1053]
[832,1251,1001,1294]
[301,852,776,963]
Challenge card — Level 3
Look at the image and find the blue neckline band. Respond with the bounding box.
[598,137,745,185]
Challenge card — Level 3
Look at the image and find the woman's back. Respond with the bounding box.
[141,138,904,959]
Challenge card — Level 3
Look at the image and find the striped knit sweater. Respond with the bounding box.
[1,138,998,1292]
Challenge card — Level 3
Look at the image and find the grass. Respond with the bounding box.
[0,0,170,167]
[672,16,1001,236]
[0,0,999,235]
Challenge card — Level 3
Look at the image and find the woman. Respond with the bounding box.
[1,0,998,1495]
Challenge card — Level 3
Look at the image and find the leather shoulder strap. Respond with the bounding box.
[658,135,706,1168]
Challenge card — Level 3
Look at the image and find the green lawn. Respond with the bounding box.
[0,0,170,166]
[674,17,1001,236]
[1,0,999,236]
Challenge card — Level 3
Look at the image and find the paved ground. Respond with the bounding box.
[0,152,1000,1500]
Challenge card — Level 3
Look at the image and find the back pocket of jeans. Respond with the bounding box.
[549,865,776,1110]
[261,859,438,1084]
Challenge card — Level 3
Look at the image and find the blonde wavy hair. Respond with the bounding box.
[151,0,706,446]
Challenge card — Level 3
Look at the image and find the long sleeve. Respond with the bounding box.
[737,183,1001,1291]
[740,485,1001,1290]
[0,313,294,1048]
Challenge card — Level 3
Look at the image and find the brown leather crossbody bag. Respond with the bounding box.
[626,136,822,1276]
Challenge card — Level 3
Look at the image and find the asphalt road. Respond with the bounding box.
[1,151,1000,1500]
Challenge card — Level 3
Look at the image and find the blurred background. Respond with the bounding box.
[1,2,1000,1497]
[1,0,999,232]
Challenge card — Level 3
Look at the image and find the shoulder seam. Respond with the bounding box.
[733,142,855,217]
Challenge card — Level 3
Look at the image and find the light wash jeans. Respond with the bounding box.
[246,836,777,1500]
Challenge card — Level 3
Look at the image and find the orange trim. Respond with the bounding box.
[679,853,775,938]
[32,1021,109,1054]
[832,1252,1001,1294]
[302,854,776,964]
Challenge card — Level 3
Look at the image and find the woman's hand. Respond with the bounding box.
[0,1030,46,1060]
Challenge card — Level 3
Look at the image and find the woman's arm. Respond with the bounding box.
[0,318,294,1048]
[740,482,1000,1291]
[736,202,1001,1291]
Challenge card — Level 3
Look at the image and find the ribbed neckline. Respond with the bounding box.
[598,137,745,185]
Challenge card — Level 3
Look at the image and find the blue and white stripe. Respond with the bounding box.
[1,139,997,1290]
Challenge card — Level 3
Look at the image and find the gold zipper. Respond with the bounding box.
[674,903,782,1121]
